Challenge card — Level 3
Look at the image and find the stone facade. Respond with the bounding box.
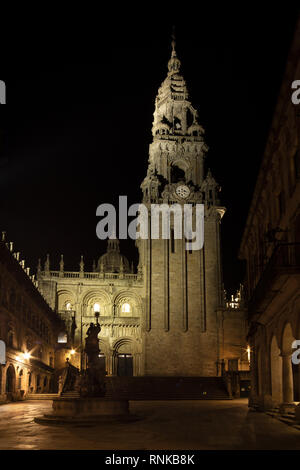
[0,233,62,402]
[239,20,300,410]
[37,39,249,381]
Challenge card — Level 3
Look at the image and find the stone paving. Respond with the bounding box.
[0,399,299,450]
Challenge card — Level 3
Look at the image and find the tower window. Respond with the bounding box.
[171,229,175,253]
[171,165,185,183]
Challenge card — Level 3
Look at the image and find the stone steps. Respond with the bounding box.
[27,377,231,401]
[104,376,231,400]
[266,406,300,430]
[27,393,59,400]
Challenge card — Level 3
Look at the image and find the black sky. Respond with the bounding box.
[0,7,299,295]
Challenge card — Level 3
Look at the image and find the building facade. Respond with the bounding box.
[239,21,300,410]
[0,233,63,402]
[37,39,249,382]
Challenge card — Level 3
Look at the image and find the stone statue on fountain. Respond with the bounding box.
[76,312,106,397]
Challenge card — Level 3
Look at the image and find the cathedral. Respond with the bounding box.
[37,38,249,382]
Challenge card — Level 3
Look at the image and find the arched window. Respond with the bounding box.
[58,332,67,343]
[66,302,72,311]
[121,303,131,313]
[93,303,100,313]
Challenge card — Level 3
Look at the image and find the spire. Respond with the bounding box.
[44,254,50,273]
[168,26,181,75]
[37,258,41,275]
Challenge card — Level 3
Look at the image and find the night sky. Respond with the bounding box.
[0,8,298,295]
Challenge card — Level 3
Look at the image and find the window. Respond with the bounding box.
[121,303,131,313]
[93,303,100,313]
[66,302,72,311]
[57,332,67,344]
[171,229,175,253]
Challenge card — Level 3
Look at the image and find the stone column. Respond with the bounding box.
[106,354,113,376]
[282,353,294,403]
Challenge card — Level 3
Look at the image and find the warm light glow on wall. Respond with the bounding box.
[247,345,251,363]
[58,332,68,343]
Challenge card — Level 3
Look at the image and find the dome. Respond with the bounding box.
[96,238,131,273]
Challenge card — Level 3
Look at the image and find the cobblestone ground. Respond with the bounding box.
[0,399,299,450]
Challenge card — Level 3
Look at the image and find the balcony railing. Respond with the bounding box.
[248,243,300,316]
[40,271,141,281]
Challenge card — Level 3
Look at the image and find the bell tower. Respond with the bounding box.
[138,35,225,376]
[141,34,207,204]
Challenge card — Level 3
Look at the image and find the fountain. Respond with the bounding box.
[35,313,131,424]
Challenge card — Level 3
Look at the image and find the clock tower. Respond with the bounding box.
[138,35,226,376]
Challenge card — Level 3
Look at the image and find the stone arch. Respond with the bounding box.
[113,337,136,354]
[270,334,283,404]
[81,289,112,317]
[281,322,297,403]
[281,322,295,355]
[57,289,76,312]
[113,291,142,317]
[112,337,141,376]
[5,364,16,395]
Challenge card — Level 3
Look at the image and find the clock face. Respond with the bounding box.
[176,185,190,199]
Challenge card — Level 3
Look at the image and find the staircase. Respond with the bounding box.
[104,376,231,400]
[26,377,230,401]
[266,406,300,430]
[27,393,59,400]
[60,391,80,399]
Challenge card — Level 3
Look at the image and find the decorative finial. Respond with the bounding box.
[109,226,117,239]
[79,255,84,272]
[45,254,50,272]
[59,254,64,273]
[171,25,176,54]
[168,26,181,75]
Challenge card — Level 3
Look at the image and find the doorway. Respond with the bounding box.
[6,365,15,393]
[117,354,133,377]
